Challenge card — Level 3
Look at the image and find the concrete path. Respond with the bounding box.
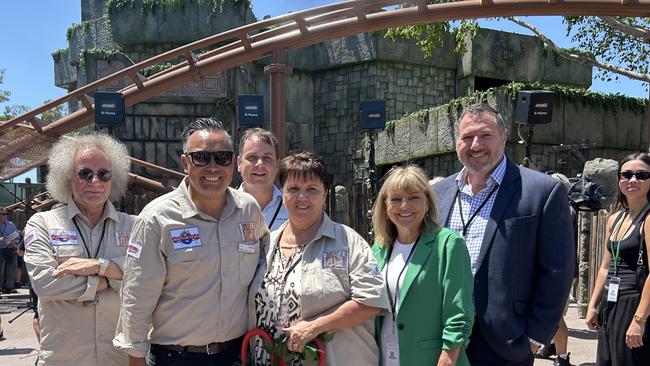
[535,303,598,366]
[0,288,598,366]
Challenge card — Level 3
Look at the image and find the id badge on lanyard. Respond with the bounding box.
[607,276,621,302]
[384,342,400,366]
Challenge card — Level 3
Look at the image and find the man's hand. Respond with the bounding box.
[97,276,109,292]
[53,257,99,277]
[529,342,540,354]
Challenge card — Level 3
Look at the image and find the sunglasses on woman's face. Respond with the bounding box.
[619,170,650,181]
[185,151,233,167]
[78,168,112,182]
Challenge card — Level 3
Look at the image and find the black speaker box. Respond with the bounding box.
[516,90,556,124]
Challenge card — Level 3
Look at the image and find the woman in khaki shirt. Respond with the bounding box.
[249,151,389,365]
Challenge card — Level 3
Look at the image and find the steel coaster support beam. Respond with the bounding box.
[265,49,293,159]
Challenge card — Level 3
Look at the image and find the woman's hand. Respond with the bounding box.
[626,320,646,349]
[284,320,318,353]
[585,307,600,330]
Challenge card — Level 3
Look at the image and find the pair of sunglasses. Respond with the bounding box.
[185,151,233,167]
[619,170,650,181]
[78,168,112,182]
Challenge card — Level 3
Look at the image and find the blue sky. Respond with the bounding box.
[0,1,647,182]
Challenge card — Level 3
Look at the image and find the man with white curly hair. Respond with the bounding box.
[24,132,134,365]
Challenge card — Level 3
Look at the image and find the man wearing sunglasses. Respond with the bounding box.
[115,118,269,366]
[237,128,288,231]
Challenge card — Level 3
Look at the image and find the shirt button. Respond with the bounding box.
[397,323,405,330]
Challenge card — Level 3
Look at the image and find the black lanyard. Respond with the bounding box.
[456,184,499,236]
[385,233,420,321]
[268,198,283,229]
[72,217,107,259]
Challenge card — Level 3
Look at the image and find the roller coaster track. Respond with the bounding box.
[0,0,648,180]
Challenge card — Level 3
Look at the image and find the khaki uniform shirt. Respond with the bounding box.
[114,179,269,357]
[24,201,135,366]
[249,214,389,366]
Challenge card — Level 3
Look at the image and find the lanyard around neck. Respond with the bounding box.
[268,198,283,229]
[456,183,499,237]
[72,217,108,259]
[385,233,421,321]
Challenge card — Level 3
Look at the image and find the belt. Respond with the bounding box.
[153,336,243,355]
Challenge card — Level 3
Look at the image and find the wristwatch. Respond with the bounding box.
[98,258,110,277]
[633,313,646,323]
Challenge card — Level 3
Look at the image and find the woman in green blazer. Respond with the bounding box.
[371,165,475,366]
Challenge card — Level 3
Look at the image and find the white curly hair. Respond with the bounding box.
[46,133,131,204]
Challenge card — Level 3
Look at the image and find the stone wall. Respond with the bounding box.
[376,90,648,179]
[313,61,457,185]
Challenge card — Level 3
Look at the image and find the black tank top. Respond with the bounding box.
[607,216,644,295]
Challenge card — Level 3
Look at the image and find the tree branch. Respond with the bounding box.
[599,16,650,43]
[507,16,650,83]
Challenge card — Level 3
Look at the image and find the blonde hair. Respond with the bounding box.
[46,133,130,203]
[372,165,439,246]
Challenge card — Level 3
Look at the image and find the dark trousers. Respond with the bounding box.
[597,293,650,365]
[466,323,534,366]
[0,248,16,290]
[148,343,241,366]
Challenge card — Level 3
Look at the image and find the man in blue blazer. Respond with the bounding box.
[433,104,574,366]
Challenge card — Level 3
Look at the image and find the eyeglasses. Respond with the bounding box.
[185,151,233,167]
[78,168,112,183]
[619,171,650,181]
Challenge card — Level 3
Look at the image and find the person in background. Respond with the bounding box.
[24,133,134,365]
[433,104,574,365]
[0,207,19,294]
[237,128,288,230]
[586,152,650,365]
[372,165,474,366]
[249,150,388,365]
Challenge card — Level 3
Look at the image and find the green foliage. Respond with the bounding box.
[563,16,649,82]
[0,70,10,104]
[259,332,334,365]
[39,100,66,123]
[385,19,478,58]
[141,62,174,77]
[384,81,647,133]
[66,20,92,41]
[51,49,68,62]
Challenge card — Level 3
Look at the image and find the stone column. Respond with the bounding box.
[335,185,350,226]
[264,49,292,158]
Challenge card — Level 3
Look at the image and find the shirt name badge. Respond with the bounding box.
[49,229,79,246]
[239,222,258,242]
[170,227,202,250]
[115,231,130,247]
[322,250,348,269]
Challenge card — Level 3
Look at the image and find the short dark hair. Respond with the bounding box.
[181,118,233,152]
[239,128,279,158]
[616,152,650,209]
[458,103,508,136]
[279,151,330,189]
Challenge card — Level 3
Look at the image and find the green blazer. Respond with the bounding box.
[373,226,475,366]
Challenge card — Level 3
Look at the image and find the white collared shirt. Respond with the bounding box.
[238,184,288,230]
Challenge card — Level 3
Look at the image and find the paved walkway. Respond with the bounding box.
[0,288,598,366]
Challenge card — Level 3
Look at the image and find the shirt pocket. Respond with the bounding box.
[238,241,261,285]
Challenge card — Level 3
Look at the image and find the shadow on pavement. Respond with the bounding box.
[568,328,598,340]
[0,348,37,356]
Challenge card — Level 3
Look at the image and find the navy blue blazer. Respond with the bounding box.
[433,158,575,362]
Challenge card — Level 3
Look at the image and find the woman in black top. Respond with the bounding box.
[586,152,650,365]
